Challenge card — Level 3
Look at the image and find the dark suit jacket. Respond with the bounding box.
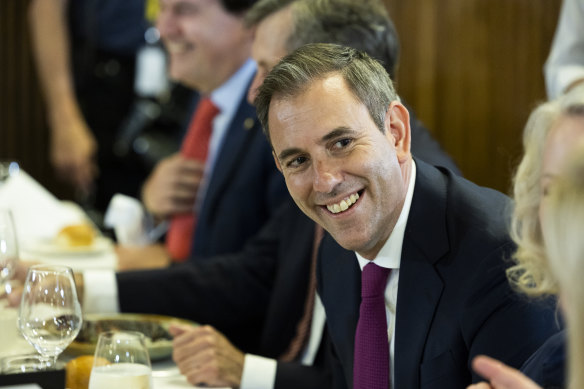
[117,199,332,388]
[409,109,461,175]
[189,86,289,258]
[521,329,566,389]
[317,159,558,389]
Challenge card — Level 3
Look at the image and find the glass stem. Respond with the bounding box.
[41,354,59,370]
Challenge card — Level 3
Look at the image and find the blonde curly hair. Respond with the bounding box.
[507,86,584,297]
[542,144,584,389]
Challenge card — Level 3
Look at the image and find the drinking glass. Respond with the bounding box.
[89,331,152,389]
[18,265,83,369]
[0,209,19,293]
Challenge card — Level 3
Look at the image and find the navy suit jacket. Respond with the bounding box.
[521,330,566,389]
[189,89,289,258]
[409,110,460,175]
[118,199,332,388]
[317,159,558,389]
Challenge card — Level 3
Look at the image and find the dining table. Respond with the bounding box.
[0,304,211,388]
[0,168,225,389]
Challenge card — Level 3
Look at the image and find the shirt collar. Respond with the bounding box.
[209,58,256,117]
[356,160,417,271]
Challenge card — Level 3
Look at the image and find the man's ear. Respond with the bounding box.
[272,150,283,173]
[384,101,411,161]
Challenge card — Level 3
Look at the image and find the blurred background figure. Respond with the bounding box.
[28,0,192,222]
[544,0,584,98]
[117,0,287,265]
[245,0,460,175]
[469,85,584,389]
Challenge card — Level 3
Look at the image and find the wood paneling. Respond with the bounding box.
[384,0,561,192]
[0,0,564,197]
[0,0,71,199]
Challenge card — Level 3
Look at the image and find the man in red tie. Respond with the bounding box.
[116,0,288,266]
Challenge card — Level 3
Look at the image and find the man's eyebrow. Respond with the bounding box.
[278,148,304,162]
[320,127,356,143]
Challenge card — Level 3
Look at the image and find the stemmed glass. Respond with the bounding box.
[18,265,83,369]
[0,209,19,294]
[89,331,152,389]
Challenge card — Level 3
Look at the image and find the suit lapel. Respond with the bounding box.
[318,234,361,386]
[394,160,449,388]
[200,99,258,221]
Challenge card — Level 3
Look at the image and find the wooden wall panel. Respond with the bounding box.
[384,0,561,192]
[0,0,564,198]
[0,0,70,199]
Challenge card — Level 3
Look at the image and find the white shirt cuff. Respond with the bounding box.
[240,354,277,389]
[82,270,120,314]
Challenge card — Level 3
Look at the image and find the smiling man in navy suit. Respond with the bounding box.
[254,43,558,389]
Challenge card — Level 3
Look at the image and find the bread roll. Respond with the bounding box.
[57,224,96,247]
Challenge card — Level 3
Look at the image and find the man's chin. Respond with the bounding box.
[328,230,368,253]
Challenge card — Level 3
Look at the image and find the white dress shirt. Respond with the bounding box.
[544,0,584,98]
[355,161,417,388]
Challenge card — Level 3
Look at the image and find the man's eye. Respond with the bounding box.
[334,138,352,148]
[287,156,308,168]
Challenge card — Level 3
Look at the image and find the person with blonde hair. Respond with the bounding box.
[542,144,584,389]
[469,144,584,389]
[469,86,584,388]
[507,85,584,298]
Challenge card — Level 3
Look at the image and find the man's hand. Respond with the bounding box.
[115,243,170,271]
[170,324,245,388]
[142,153,205,219]
[1,261,31,307]
[50,112,98,196]
[467,355,543,389]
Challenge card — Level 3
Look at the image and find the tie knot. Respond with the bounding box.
[361,262,391,298]
[197,97,220,121]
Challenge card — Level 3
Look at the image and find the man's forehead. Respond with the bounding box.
[269,73,350,104]
[267,75,363,134]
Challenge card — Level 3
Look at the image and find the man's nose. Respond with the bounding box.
[313,160,342,193]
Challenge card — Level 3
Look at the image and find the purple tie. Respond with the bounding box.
[354,262,391,389]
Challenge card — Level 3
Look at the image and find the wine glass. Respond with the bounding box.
[18,265,83,369]
[0,209,19,294]
[89,331,152,389]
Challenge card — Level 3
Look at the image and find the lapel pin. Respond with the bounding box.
[244,117,255,130]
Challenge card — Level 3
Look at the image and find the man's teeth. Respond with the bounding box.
[166,42,189,54]
[326,193,359,214]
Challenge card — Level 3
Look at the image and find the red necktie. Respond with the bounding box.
[166,97,219,262]
[353,262,391,389]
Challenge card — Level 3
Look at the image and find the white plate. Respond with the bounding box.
[23,236,113,256]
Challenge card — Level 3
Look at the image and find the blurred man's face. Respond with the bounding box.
[268,74,412,259]
[247,6,294,103]
[157,0,254,93]
[540,115,584,224]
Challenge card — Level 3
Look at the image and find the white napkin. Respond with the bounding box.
[0,170,85,245]
[104,194,164,246]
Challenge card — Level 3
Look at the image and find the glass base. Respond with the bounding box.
[1,354,63,374]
